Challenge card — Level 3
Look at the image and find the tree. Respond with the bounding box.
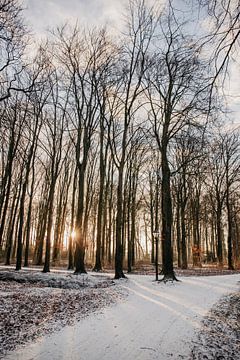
[207,134,227,266]
[147,5,209,280]
[221,130,240,269]
[15,61,49,270]
[198,0,240,81]
[108,0,158,279]
[0,0,27,102]
[173,130,205,269]
[42,69,69,273]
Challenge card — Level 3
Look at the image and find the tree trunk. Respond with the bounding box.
[114,162,126,279]
[68,168,77,270]
[226,188,234,270]
[5,188,20,265]
[74,165,87,274]
[176,195,181,268]
[43,181,55,273]
[93,122,105,271]
[181,203,187,269]
[161,145,177,281]
[216,206,223,265]
[24,170,35,267]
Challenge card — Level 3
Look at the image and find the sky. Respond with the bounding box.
[24,0,125,37]
[23,0,240,127]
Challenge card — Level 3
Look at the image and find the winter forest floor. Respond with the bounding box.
[191,291,240,359]
[0,267,239,360]
[0,269,126,359]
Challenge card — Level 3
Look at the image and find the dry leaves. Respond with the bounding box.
[0,272,127,358]
[191,292,240,360]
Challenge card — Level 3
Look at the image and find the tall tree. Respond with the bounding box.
[147,5,209,280]
[109,0,158,279]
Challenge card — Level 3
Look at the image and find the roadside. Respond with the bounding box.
[0,270,126,359]
[191,291,240,360]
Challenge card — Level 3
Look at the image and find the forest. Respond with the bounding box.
[0,0,239,282]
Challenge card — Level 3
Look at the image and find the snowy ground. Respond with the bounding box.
[191,291,240,359]
[0,269,115,289]
[1,272,239,360]
[0,270,126,359]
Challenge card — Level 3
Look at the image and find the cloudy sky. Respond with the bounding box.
[23,0,239,126]
[24,0,125,37]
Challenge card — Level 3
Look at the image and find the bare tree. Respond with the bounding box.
[108,0,158,279]
[0,0,28,102]
[147,5,209,281]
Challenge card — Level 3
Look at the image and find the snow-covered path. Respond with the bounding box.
[4,274,239,360]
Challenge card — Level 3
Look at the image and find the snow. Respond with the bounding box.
[0,268,116,289]
[0,270,126,358]
[3,273,239,360]
[191,291,240,359]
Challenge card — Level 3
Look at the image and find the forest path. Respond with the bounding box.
[5,274,239,360]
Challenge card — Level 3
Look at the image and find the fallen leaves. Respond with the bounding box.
[0,272,127,359]
[191,292,240,360]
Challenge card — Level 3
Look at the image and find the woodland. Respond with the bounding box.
[0,0,239,282]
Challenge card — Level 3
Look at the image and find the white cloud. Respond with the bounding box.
[24,0,126,37]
